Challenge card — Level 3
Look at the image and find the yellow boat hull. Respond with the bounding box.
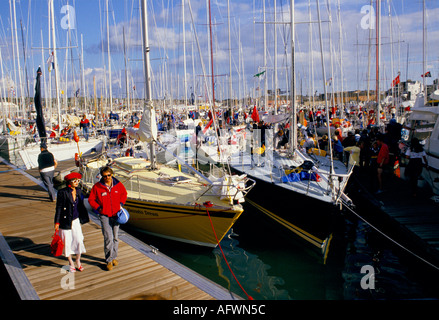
[125,199,243,247]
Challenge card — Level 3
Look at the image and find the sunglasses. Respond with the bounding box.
[70,179,80,183]
[102,174,112,178]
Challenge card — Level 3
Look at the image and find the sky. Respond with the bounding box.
[0,0,438,104]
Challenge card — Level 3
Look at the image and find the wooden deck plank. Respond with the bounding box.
[353,168,439,266]
[0,159,240,300]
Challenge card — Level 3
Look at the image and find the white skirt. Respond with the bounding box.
[60,218,86,257]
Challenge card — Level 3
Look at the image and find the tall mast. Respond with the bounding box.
[49,0,62,134]
[123,27,130,113]
[376,0,381,126]
[107,0,113,112]
[316,0,334,173]
[208,0,216,111]
[182,0,187,107]
[422,0,426,104]
[263,0,268,111]
[12,0,25,117]
[274,0,278,115]
[227,0,232,113]
[140,0,155,169]
[289,0,297,153]
[81,34,87,111]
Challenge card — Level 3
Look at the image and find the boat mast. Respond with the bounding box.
[208,0,216,114]
[123,27,130,114]
[49,0,62,135]
[289,0,297,154]
[227,0,232,115]
[316,0,334,174]
[12,0,25,119]
[274,0,278,115]
[0,48,8,133]
[140,0,156,169]
[182,0,187,108]
[263,0,268,112]
[422,0,426,105]
[376,0,381,127]
[106,0,113,112]
[81,34,87,112]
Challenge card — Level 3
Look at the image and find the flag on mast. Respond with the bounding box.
[253,71,266,78]
[391,74,400,87]
[421,71,431,78]
[46,51,55,72]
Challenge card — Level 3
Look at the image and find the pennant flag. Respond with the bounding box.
[251,105,260,123]
[253,70,266,78]
[391,74,400,87]
[421,71,431,78]
[46,51,55,72]
[202,118,214,134]
[75,88,80,97]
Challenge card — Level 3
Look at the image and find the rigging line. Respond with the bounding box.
[204,203,253,300]
[340,199,439,272]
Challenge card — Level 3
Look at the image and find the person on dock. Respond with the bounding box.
[38,143,58,202]
[404,137,428,197]
[375,134,390,194]
[79,114,90,141]
[54,172,89,273]
[88,166,127,271]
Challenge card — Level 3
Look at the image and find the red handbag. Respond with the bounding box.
[50,230,64,257]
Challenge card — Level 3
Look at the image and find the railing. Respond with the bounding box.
[81,159,256,205]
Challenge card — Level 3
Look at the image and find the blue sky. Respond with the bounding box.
[0,0,438,102]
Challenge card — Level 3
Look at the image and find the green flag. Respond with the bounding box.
[254,70,266,78]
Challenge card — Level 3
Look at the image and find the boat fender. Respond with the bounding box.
[203,201,213,207]
[75,153,80,167]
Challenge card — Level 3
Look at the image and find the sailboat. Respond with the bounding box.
[78,0,255,247]
[229,0,354,261]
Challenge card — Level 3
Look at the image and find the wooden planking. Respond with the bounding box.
[0,160,238,300]
[353,170,439,268]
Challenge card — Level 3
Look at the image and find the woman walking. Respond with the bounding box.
[54,172,89,272]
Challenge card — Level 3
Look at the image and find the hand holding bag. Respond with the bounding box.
[116,207,130,224]
[50,230,64,257]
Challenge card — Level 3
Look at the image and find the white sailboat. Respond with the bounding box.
[229,0,354,261]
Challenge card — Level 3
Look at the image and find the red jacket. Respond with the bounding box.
[377,143,390,166]
[88,177,128,217]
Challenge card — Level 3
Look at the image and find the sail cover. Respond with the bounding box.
[138,102,158,143]
[34,67,47,145]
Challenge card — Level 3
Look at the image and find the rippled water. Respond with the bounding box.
[128,199,439,300]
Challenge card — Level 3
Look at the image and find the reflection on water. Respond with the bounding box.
[126,197,438,300]
[212,230,290,300]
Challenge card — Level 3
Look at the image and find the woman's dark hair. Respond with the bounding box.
[410,137,424,153]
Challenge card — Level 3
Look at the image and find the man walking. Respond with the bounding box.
[38,143,58,202]
[88,166,127,271]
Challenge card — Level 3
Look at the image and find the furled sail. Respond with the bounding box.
[34,67,47,146]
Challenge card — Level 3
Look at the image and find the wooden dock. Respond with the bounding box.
[349,167,439,270]
[0,158,240,300]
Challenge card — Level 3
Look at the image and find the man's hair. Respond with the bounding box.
[100,166,113,176]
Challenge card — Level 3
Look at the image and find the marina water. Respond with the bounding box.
[126,192,439,300]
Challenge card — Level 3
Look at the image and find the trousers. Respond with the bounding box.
[99,214,119,263]
[40,170,56,201]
